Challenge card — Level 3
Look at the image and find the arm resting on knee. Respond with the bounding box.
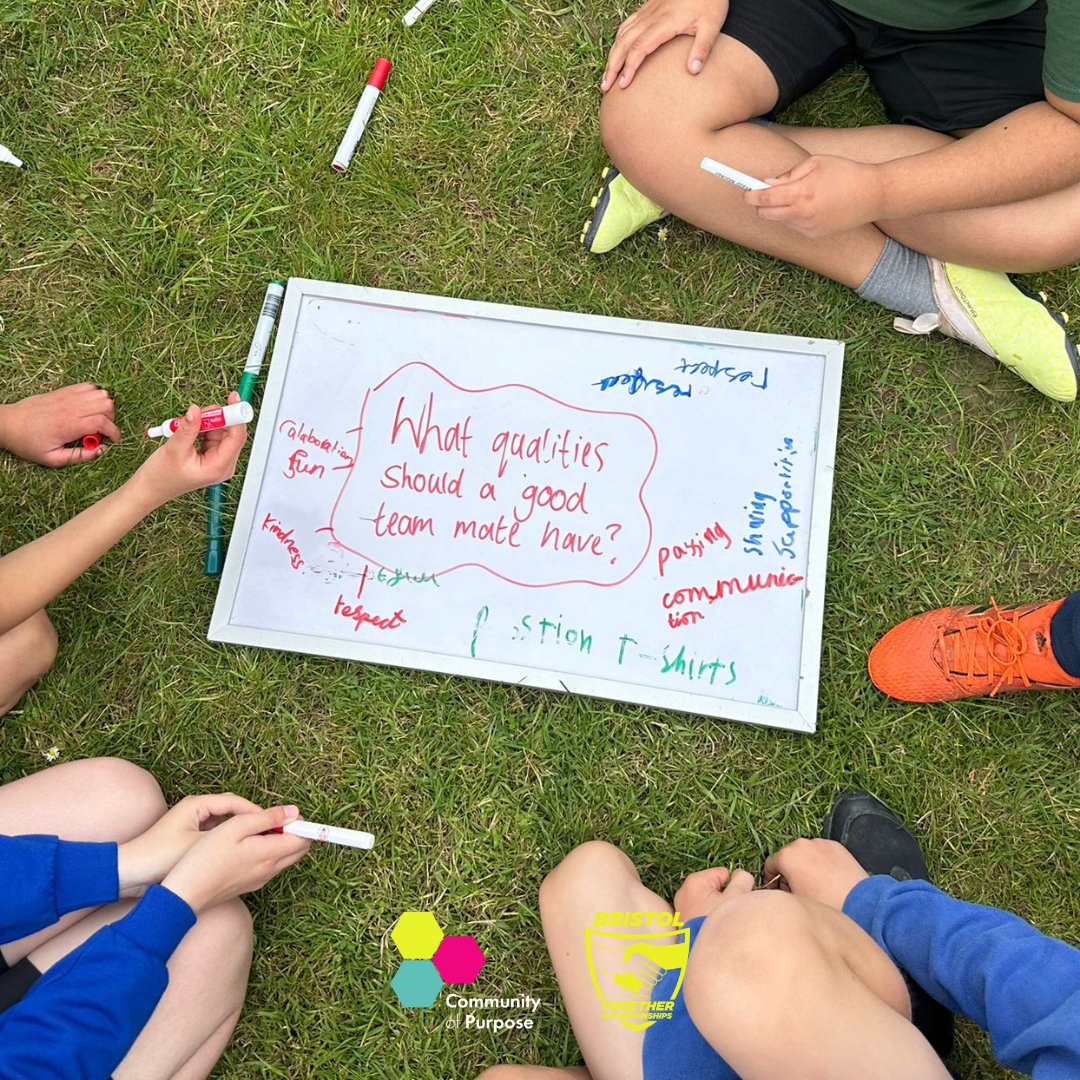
[0,835,119,942]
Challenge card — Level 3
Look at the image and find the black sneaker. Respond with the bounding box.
[824,792,955,1062]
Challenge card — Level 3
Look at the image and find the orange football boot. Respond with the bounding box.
[869,597,1080,703]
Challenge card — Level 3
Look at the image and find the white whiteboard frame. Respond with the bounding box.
[209,280,844,733]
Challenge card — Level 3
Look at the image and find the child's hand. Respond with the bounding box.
[673,866,753,921]
[117,792,263,896]
[131,390,248,508]
[763,838,869,910]
[161,804,311,914]
[0,383,122,467]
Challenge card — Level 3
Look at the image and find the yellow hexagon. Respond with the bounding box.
[391,912,445,959]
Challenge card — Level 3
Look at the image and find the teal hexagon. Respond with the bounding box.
[391,959,444,1008]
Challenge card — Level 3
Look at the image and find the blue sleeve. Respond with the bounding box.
[844,875,1080,1078]
[0,836,119,944]
[0,885,196,1080]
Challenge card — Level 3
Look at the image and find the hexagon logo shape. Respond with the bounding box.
[391,959,445,1008]
[432,935,486,984]
[391,911,445,960]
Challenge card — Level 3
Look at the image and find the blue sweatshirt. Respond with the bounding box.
[0,835,196,1080]
[642,875,1080,1079]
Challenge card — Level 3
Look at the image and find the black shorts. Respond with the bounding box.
[0,953,40,1013]
[722,0,1047,131]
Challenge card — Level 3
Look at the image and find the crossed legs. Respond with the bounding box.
[0,758,253,1080]
[599,35,1080,275]
[479,842,948,1079]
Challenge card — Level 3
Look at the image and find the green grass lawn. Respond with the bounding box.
[3,2,1080,1077]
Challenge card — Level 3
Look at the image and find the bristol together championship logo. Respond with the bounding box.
[585,911,690,1031]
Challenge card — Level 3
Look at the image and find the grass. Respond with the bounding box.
[2,2,1080,1077]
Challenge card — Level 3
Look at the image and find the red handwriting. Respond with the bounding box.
[662,570,804,609]
[333,594,407,631]
[381,462,464,496]
[453,515,522,546]
[391,392,472,457]
[513,481,589,524]
[329,363,657,588]
[667,610,704,628]
[277,419,353,464]
[491,427,608,479]
[657,520,732,577]
[261,513,305,570]
[283,448,326,481]
[372,501,435,537]
[540,521,604,555]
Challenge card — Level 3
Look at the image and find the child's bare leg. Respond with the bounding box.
[478,842,672,1080]
[540,842,676,1080]
[599,35,888,288]
[0,610,58,716]
[684,890,950,1080]
[0,757,166,963]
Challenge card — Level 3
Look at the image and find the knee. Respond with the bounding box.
[598,43,761,184]
[81,757,167,837]
[0,613,58,716]
[684,891,816,1024]
[540,841,634,915]
[474,1068,535,1080]
[193,899,254,1009]
[27,613,58,679]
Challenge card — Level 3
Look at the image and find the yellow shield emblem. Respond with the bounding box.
[584,926,691,1031]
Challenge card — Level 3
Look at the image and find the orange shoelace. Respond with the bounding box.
[940,598,1031,697]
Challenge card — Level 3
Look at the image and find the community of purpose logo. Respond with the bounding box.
[389,911,544,1032]
[389,911,487,1008]
[585,911,690,1031]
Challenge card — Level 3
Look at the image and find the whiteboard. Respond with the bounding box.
[209,280,843,732]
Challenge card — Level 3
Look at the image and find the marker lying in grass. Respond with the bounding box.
[0,144,23,169]
[146,401,253,439]
[332,58,392,173]
[403,0,437,25]
[700,156,771,191]
[205,279,286,577]
[274,820,375,849]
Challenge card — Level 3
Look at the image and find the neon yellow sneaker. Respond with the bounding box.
[580,166,666,254]
[894,260,1079,402]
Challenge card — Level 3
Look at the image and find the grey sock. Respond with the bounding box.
[856,237,937,320]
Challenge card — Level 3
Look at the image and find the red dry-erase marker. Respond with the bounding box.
[81,433,103,451]
[145,401,254,439]
[332,58,392,173]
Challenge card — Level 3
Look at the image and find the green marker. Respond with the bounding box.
[204,279,287,576]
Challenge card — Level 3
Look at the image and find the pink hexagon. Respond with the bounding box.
[432,934,486,984]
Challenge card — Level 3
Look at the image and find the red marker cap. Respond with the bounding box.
[367,58,392,90]
[82,433,102,452]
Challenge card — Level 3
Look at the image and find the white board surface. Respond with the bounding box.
[209,280,843,732]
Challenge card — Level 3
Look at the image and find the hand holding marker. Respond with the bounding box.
[147,401,253,439]
[700,157,771,192]
[273,820,375,849]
